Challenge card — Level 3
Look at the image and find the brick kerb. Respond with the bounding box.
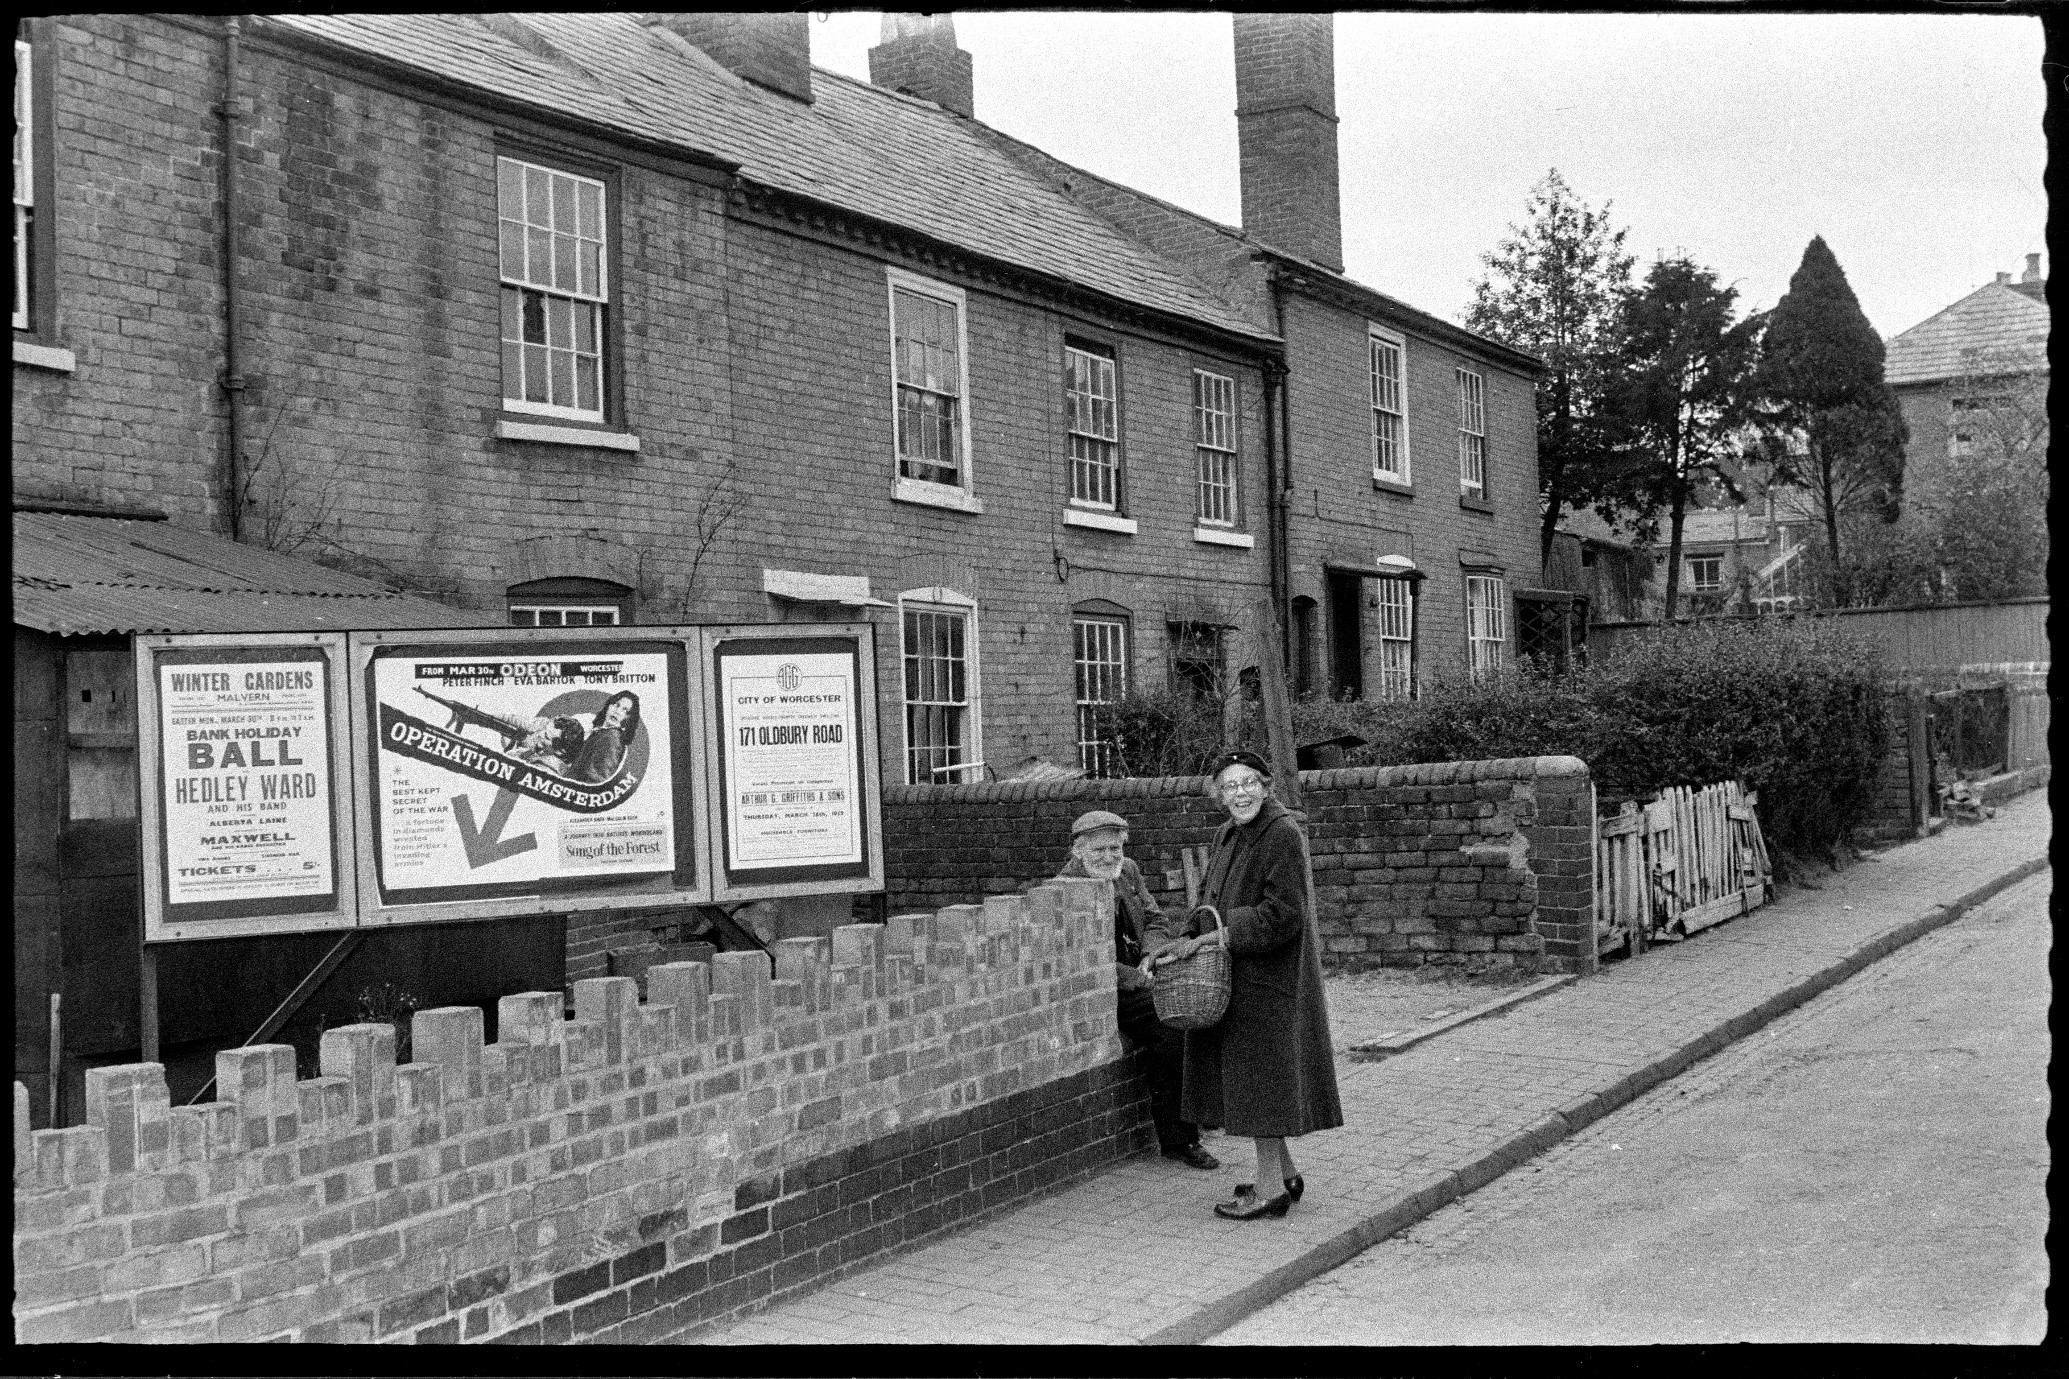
[1145,846,2048,1346]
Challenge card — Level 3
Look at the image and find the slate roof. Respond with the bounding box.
[13,512,485,636]
[260,14,1276,346]
[1884,280,2049,387]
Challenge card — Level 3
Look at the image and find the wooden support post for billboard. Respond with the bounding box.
[139,949,158,1066]
[48,994,62,1127]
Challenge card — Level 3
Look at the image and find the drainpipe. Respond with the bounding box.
[217,16,248,541]
[1262,354,1287,625]
[1269,270,1295,660]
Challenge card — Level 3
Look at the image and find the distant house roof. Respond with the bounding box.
[1675,508,1768,549]
[13,511,484,636]
[260,14,1277,348]
[1884,280,2048,387]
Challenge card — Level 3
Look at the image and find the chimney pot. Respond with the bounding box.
[2023,252,2042,282]
[645,12,812,103]
[1232,14,1344,273]
[869,12,974,119]
[1996,272,2012,286]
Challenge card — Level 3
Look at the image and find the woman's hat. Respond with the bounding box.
[1211,749,1272,779]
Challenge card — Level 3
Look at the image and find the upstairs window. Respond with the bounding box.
[1066,343,1121,510]
[1456,367,1486,499]
[1466,573,1506,680]
[13,34,32,332]
[1370,329,1408,483]
[1194,369,1239,527]
[498,156,608,421]
[889,270,971,493]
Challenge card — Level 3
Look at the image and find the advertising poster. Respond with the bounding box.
[155,649,337,916]
[368,646,680,901]
[716,642,865,874]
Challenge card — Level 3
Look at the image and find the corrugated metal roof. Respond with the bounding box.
[261,14,1278,347]
[13,512,486,636]
[1885,281,2048,386]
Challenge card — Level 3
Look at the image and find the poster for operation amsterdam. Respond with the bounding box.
[370,649,675,895]
[718,649,863,870]
[158,657,335,908]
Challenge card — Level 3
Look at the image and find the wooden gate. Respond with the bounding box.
[1595,780,1772,956]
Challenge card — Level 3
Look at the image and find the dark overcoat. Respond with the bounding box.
[1176,797,1343,1139]
[1055,854,1172,984]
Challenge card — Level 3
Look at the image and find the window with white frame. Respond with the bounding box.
[1465,573,1506,679]
[1072,611,1129,777]
[498,156,608,420]
[1373,577,1414,701]
[1371,329,1408,482]
[890,274,969,490]
[1066,343,1121,509]
[1456,368,1486,499]
[506,577,630,626]
[1194,369,1238,526]
[13,34,32,333]
[1687,554,1723,592]
[901,594,979,784]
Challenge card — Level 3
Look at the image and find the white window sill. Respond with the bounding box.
[894,479,985,514]
[1193,526,1254,549]
[495,419,640,452]
[14,340,77,373]
[1063,507,1137,535]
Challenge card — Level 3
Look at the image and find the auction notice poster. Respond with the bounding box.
[154,647,337,916]
[368,646,678,901]
[717,646,864,872]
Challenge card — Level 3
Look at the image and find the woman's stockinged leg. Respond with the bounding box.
[1253,1137,1287,1194]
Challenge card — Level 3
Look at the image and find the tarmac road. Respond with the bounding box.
[1212,870,2053,1346]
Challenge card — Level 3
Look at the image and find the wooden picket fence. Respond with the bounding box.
[1595,780,1772,956]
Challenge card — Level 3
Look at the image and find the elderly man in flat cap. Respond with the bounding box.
[1056,809,1217,1170]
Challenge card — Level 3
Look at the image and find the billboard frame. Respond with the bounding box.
[347,626,714,927]
[135,631,359,943]
[700,622,885,903]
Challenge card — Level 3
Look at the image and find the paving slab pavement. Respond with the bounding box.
[684,790,2051,1346]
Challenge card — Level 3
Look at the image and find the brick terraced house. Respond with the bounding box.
[970,13,1545,698]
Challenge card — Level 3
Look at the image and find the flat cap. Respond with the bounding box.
[1070,809,1130,837]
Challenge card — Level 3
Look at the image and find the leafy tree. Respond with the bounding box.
[1600,257,1763,619]
[1751,236,1908,603]
[1919,345,2049,601]
[1464,170,1636,565]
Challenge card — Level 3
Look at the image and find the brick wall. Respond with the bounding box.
[880,755,1598,975]
[11,882,1153,1343]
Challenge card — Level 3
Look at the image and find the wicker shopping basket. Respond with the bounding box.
[1151,904,1230,1030]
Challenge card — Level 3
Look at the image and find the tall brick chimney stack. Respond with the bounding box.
[1232,13,1344,273]
[644,13,813,103]
[868,14,975,119]
[2022,252,2042,283]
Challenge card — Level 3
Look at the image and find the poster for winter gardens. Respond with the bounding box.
[369,648,676,899]
[716,649,863,872]
[155,654,336,909]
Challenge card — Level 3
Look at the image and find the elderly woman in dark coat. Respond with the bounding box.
[1148,750,1341,1219]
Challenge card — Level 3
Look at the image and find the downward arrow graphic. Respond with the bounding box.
[451,788,538,868]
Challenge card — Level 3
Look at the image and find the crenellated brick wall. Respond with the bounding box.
[12,881,1149,1344]
[880,756,1599,975]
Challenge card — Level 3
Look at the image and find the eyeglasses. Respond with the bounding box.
[1218,777,1265,798]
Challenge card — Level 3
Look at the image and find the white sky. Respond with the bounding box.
[810,11,2047,341]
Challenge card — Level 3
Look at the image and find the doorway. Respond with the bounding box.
[1326,570,1363,701]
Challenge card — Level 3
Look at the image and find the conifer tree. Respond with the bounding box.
[1465,170,1635,565]
[1751,236,1907,605]
[1602,257,1762,620]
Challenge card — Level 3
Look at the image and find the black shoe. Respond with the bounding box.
[1234,1175,1305,1202]
[1162,1143,1220,1171]
[1213,1186,1291,1220]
